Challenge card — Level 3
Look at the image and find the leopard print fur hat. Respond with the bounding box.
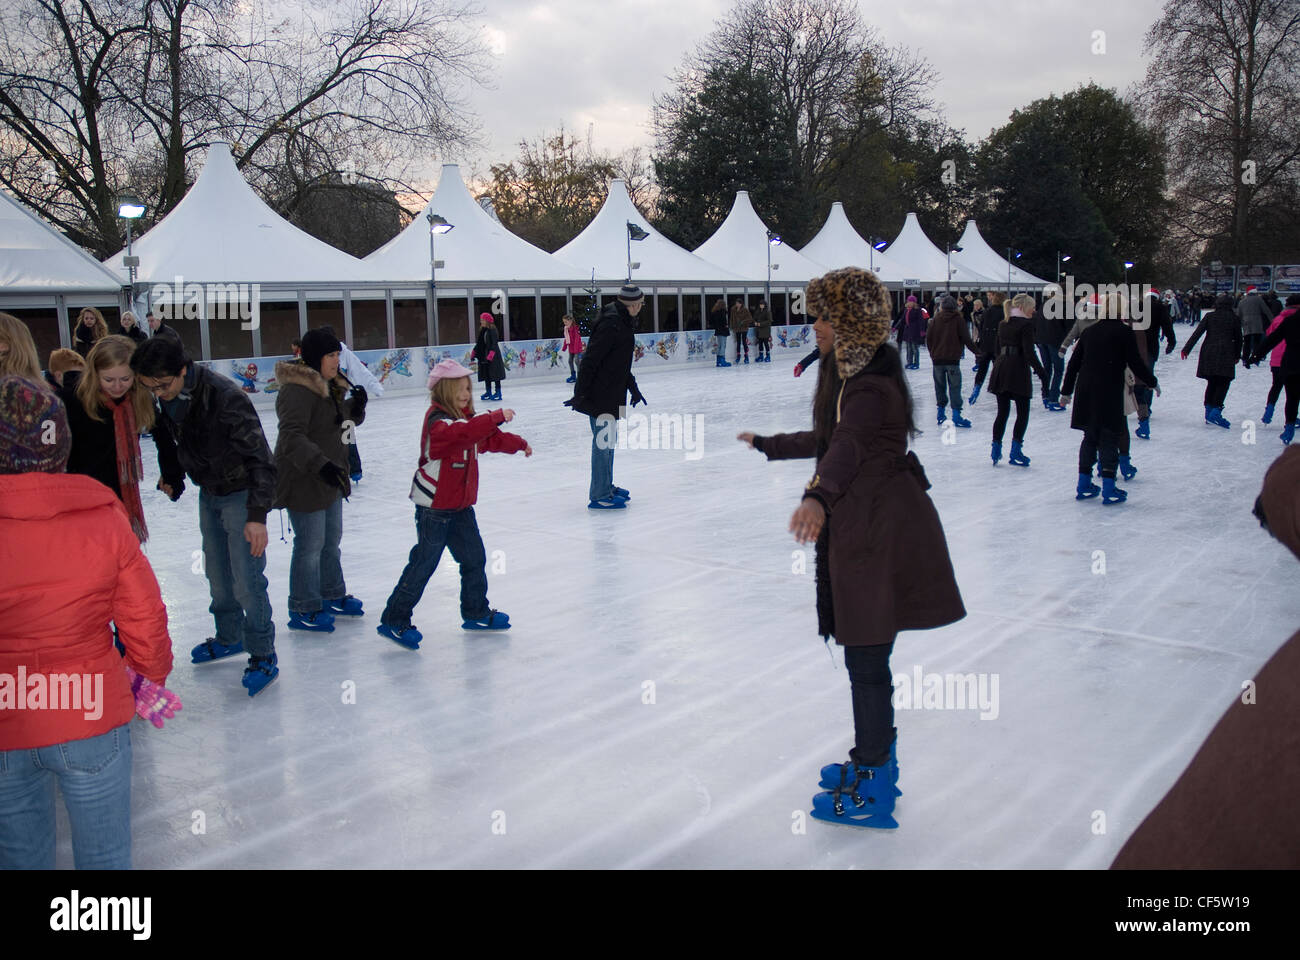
[805,267,892,379]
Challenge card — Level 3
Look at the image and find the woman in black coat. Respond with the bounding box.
[710,298,731,368]
[1181,294,1242,428]
[1060,294,1159,504]
[987,293,1047,466]
[969,292,1005,402]
[474,313,506,401]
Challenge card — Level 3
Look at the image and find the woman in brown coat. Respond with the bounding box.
[988,292,1047,466]
[738,267,966,829]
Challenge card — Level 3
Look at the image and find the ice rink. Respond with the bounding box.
[65,339,1297,868]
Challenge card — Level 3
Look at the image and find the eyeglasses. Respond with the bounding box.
[139,375,178,394]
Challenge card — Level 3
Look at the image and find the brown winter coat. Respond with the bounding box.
[925,307,978,365]
[729,302,753,334]
[759,362,966,646]
[273,360,365,512]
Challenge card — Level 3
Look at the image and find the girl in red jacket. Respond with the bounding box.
[0,376,174,869]
[376,360,531,649]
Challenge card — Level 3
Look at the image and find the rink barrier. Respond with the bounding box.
[202,325,818,402]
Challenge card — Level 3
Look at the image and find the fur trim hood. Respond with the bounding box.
[805,267,892,379]
[274,359,343,399]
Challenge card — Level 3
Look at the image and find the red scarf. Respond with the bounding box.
[104,392,149,543]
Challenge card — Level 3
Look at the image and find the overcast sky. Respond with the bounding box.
[448,0,1168,182]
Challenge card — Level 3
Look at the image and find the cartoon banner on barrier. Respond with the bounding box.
[1273,266,1300,294]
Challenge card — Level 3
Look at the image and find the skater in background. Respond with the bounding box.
[1034,296,1068,410]
[118,311,148,345]
[1250,296,1300,444]
[1181,294,1242,429]
[0,375,173,869]
[131,337,280,696]
[145,310,183,349]
[738,266,965,829]
[753,300,773,362]
[43,347,84,390]
[969,291,1005,402]
[968,298,984,346]
[710,298,731,367]
[0,312,44,382]
[1237,286,1275,366]
[73,307,108,358]
[1113,446,1300,868]
[895,295,926,369]
[60,335,177,543]
[474,313,505,401]
[1130,289,1177,438]
[273,327,367,633]
[319,325,382,484]
[988,293,1048,466]
[730,297,753,364]
[1059,292,1159,505]
[1259,295,1298,425]
[376,359,530,649]
[561,314,583,383]
[925,294,977,427]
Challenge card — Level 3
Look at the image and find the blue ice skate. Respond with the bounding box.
[191,637,244,664]
[377,622,422,650]
[462,610,510,631]
[241,654,278,697]
[326,595,364,617]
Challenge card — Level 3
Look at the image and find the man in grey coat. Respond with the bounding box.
[1238,287,1276,366]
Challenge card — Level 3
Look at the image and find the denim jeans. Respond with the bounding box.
[0,724,132,869]
[1036,344,1065,402]
[381,505,490,629]
[904,341,920,366]
[287,497,345,614]
[589,414,616,502]
[198,487,275,657]
[932,364,963,410]
[715,333,729,356]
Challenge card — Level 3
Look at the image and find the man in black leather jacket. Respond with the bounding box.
[131,337,281,695]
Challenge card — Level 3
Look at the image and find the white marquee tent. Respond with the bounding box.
[952,220,1051,289]
[799,202,907,284]
[1,189,124,298]
[880,212,1000,288]
[692,191,827,284]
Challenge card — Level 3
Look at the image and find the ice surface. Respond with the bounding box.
[56,341,1297,868]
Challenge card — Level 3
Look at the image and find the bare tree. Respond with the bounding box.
[1141,0,1300,262]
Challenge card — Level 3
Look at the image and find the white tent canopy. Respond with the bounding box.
[952,220,1050,288]
[367,163,584,283]
[880,212,999,287]
[104,142,383,284]
[799,202,906,284]
[692,191,827,284]
[557,179,743,285]
[1,189,124,295]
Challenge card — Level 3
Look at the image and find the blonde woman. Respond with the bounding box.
[987,292,1047,465]
[0,312,45,382]
[60,335,170,542]
[73,306,109,358]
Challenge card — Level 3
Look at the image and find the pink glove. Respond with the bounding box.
[125,665,182,729]
[487,351,496,361]
[793,364,803,378]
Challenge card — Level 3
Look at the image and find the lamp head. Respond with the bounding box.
[428,213,454,235]
[627,222,649,241]
[118,196,146,219]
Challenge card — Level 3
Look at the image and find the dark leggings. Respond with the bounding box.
[993,394,1030,443]
[844,641,896,766]
[1079,426,1121,478]
[1119,421,1130,456]
[1284,374,1300,424]
[1202,376,1230,409]
[973,353,992,389]
[1267,367,1285,406]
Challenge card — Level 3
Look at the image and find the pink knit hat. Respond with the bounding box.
[906,294,917,302]
[427,358,472,390]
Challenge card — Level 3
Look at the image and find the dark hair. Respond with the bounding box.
[812,342,917,454]
[130,337,188,377]
[291,338,302,348]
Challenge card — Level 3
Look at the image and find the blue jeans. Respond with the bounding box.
[198,488,275,657]
[589,414,615,502]
[904,341,920,366]
[287,497,345,614]
[1036,344,1064,402]
[381,506,490,629]
[0,724,132,869]
[932,364,963,410]
[715,332,729,356]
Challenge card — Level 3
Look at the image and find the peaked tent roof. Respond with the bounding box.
[367,163,584,283]
[880,212,999,287]
[952,220,1050,288]
[1,189,125,295]
[692,191,827,283]
[104,143,383,284]
[556,180,743,284]
[799,202,906,283]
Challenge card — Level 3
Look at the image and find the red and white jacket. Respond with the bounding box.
[410,403,528,510]
[562,325,584,354]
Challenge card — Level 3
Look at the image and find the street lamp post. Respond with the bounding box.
[427,212,454,341]
[1007,248,1022,299]
[1057,251,1071,282]
[118,196,146,300]
[626,221,649,282]
[766,229,781,305]
[947,244,963,294]
[869,237,887,274]
[1124,260,1134,287]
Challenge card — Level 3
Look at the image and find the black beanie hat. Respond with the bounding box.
[299,328,342,372]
